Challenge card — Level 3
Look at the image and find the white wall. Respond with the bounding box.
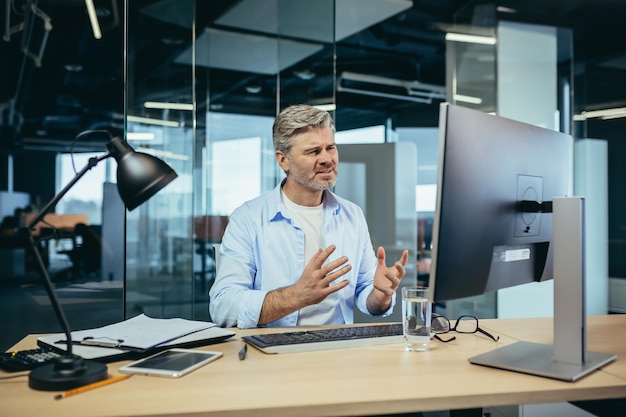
[575,139,609,315]
[336,142,418,323]
[497,21,558,129]
[496,21,558,318]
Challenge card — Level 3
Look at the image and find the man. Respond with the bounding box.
[209,104,409,328]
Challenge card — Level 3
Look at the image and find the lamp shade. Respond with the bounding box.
[106,136,178,211]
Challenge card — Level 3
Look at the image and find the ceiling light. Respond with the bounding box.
[574,107,626,121]
[497,6,517,14]
[85,0,102,39]
[127,115,180,127]
[64,64,83,72]
[337,71,445,104]
[601,113,626,120]
[245,85,262,94]
[453,94,483,105]
[294,69,316,80]
[127,132,155,141]
[312,104,336,112]
[144,101,194,111]
[445,33,496,45]
[161,37,185,46]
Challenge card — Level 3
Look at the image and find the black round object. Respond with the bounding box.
[28,355,108,391]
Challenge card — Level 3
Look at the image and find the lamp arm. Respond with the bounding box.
[23,232,75,354]
[26,152,112,230]
[21,151,112,356]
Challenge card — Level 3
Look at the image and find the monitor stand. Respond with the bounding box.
[468,197,617,381]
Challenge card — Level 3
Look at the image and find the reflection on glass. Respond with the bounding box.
[445,1,497,113]
[125,0,196,320]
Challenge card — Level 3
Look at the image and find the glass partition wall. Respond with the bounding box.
[124,0,337,320]
[124,0,197,319]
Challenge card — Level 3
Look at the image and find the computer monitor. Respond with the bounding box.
[428,103,616,381]
[428,103,572,304]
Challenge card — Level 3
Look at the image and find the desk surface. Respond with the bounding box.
[2,315,625,417]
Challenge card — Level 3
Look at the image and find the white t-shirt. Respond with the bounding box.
[281,191,343,325]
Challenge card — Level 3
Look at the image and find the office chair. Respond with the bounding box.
[213,243,221,274]
[205,243,221,322]
[193,215,228,292]
[61,223,102,280]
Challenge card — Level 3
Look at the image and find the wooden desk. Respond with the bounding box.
[23,213,88,236]
[2,315,625,417]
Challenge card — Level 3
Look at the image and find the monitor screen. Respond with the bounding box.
[428,103,573,303]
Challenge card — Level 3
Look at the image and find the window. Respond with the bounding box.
[56,152,111,224]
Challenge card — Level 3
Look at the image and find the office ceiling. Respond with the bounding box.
[1,0,626,151]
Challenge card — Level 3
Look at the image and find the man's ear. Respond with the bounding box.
[276,150,289,173]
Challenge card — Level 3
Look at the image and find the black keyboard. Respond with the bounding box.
[0,348,62,372]
[242,323,403,354]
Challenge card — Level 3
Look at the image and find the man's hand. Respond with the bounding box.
[293,244,352,305]
[258,244,351,325]
[367,246,409,315]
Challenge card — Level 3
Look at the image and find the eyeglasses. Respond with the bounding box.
[431,314,499,343]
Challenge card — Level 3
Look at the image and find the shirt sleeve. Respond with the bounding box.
[352,207,396,318]
[209,207,266,328]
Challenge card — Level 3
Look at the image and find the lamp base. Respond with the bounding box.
[28,354,108,391]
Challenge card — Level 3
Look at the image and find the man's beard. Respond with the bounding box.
[289,167,337,191]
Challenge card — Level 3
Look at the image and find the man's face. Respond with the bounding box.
[277,126,338,192]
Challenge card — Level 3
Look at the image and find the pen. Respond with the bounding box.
[54,374,131,400]
[238,343,247,360]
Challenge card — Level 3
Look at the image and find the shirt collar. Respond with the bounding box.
[268,181,341,223]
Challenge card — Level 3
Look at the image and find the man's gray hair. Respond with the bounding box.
[272,104,335,154]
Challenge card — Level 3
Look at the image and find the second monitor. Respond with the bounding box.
[428,103,572,304]
[428,103,616,381]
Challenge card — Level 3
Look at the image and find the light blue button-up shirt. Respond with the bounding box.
[209,183,395,328]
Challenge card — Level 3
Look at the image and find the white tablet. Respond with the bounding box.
[119,348,223,378]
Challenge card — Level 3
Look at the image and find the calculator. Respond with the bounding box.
[0,348,62,372]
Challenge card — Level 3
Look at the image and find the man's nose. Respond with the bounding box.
[318,149,333,163]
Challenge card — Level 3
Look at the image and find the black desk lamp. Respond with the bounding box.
[22,133,178,391]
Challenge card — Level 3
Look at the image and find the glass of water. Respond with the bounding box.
[402,287,432,352]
